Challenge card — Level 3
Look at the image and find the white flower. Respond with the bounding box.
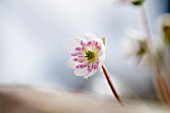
[63,33,105,79]
[113,0,144,6]
[154,14,170,33]
[122,28,148,64]
[154,14,170,44]
[153,14,170,65]
[123,28,147,55]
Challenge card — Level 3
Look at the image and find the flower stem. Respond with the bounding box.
[140,6,170,106]
[101,65,124,106]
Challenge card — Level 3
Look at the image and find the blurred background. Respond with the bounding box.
[0,0,169,99]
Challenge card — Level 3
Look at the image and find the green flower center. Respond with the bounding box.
[85,51,96,62]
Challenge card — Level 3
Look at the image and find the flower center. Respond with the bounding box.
[71,40,102,71]
[85,51,95,61]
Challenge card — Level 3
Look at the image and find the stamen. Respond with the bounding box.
[95,41,98,46]
[87,64,94,72]
[97,46,101,52]
[80,40,86,46]
[76,65,80,68]
[93,64,98,69]
[87,41,92,46]
[71,53,78,56]
[75,47,82,51]
[77,58,84,63]
[96,59,99,65]
[73,58,78,61]
[92,40,96,45]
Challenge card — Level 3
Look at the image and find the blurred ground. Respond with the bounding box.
[0,85,169,113]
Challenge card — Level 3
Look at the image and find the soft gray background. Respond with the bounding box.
[0,0,169,98]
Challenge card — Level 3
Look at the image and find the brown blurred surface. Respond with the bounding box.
[0,85,169,113]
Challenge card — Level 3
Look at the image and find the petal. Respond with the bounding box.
[98,39,105,53]
[98,56,105,67]
[84,69,98,79]
[75,32,98,43]
[98,39,105,61]
[83,32,98,41]
[63,38,81,54]
[122,38,140,56]
[67,57,79,69]
[125,27,146,40]
[74,67,89,76]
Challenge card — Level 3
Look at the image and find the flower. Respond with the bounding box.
[156,14,170,45]
[113,0,144,6]
[63,33,105,79]
[153,14,170,65]
[122,28,148,64]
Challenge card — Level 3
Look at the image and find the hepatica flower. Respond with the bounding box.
[63,33,105,79]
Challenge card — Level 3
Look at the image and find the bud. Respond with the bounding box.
[101,37,105,45]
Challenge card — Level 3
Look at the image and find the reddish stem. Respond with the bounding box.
[102,65,124,106]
